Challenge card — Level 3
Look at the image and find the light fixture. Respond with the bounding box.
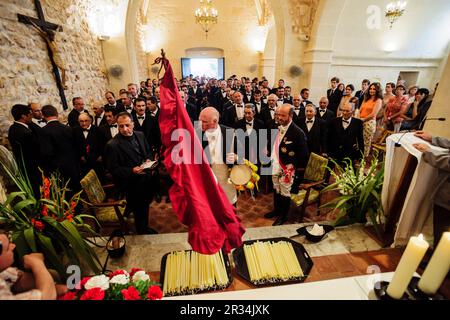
[98,35,110,41]
[385,1,407,29]
[194,0,218,39]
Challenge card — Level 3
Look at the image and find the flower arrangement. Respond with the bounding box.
[0,158,101,279]
[59,268,163,300]
[234,159,260,193]
[320,154,385,237]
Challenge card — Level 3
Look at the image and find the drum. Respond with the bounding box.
[229,164,252,186]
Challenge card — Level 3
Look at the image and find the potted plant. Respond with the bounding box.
[0,158,102,280]
[320,155,385,237]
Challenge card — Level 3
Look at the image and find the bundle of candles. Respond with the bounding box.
[243,240,304,284]
[385,232,450,299]
[162,250,230,296]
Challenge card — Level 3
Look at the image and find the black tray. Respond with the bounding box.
[160,249,233,297]
[232,237,313,287]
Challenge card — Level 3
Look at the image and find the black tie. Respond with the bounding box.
[38,120,46,124]
[110,124,117,128]
[126,106,132,110]
[236,104,243,108]
[319,109,325,113]
[306,120,313,123]
[138,116,144,120]
[246,122,253,126]
[342,119,349,124]
[83,129,89,132]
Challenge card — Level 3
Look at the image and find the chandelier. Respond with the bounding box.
[195,0,218,39]
[385,1,407,29]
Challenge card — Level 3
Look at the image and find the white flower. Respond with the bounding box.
[110,274,130,285]
[132,270,150,282]
[85,275,110,291]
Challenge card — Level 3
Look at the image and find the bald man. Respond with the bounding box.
[73,112,103,177]
[264,104,308,226]
[199,107,238,206]
[316,97,335,125]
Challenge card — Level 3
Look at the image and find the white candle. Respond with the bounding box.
[418,232,450,295]
[387,234,429,299]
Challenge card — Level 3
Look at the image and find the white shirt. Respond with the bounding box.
[205,126,223,164]
[83,125,92,139]
[269,107,275,119]
[95,112,105,127]
[342,117,352,129]
[125,106,133,113]
[32,118,46,127]
[306,117,315,132]
[245,120,254,133]
[235,104,245,120]
[254,101,262,113]
[109,124,118,137]
[271,121,292,174]
[318,108,327,116]
[136,114,145,126]
[277,99,284,107]
[294,107,301,116]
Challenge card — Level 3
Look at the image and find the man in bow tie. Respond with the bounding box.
[74,113,103,177]
[260,94,279,127]
[104,91,124,111]
[297,104,328,156]
[29,102,46,128]
[327,102,364,164]
[118,92,134,114]
[98,108,119,153]
[68,97,90,127]
[316,97,335,126]
[222,91,245,128]
[327,76,343,114]
[235,104,265,166]
[264,104,308,226]
[92,101,107,127]
[292,95,305,123]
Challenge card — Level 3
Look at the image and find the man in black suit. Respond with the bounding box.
[29,102,46,128]
[260,94,278,127]
[188,79,204,109]
[222,91,245,128]
[104,91,124,111]
[234,104,266,166]
[297,104,328,156]
[283,86,293,105]
[98,108,119,153]
[92,101,108,127]
[68,97,90,127]
[252,89,267,123]
[292,95,306,124]
[213,80,228,115]
[104,112,158,234]
[327,102,364,164]
[241,81,254,104]
[354,79,370,109]
[146,96,160,120]
[74,113,104,177]
[132,98,161,155]
[179,90,198,124]
[264,104,309,226]
[316,97,335,126]
[300,88,313,109]
[118,92,134,114]
[40,105,81,193]
[327,77,343,114]
[8,104,41,197]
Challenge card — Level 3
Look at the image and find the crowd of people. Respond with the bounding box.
[5,75,438,232]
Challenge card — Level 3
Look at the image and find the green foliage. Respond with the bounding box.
[0,158,101,280]
[320,154,384,237]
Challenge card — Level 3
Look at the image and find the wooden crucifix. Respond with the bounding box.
[18,0,69,110]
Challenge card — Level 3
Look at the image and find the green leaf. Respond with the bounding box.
[13,198,37,214]
[24,227,37,252]
[35,233,66,278]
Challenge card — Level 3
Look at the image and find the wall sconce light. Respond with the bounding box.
[98,35,110,41]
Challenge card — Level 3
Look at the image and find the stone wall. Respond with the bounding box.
[0,0,108,140]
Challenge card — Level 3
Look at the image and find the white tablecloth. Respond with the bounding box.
[164,272,415,300]
[382,133,448,246]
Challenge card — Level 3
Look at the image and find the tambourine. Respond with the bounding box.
[229,164,252,186]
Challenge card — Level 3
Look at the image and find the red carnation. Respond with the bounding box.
[129,268,144,278]
[76,276,91,290]
[80,287,105,300]
[121,286,141,300]
[59,291,77,300]
[109,269,127,278]
[41,205,48,216]
[147,285,163,300]
[31,218,45,231]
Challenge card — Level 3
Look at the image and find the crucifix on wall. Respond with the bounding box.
[18,0,69,110]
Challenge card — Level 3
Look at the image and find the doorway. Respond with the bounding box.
[398,71,419,88]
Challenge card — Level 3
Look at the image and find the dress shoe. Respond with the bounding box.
[264,211,279,219]
[272,215,287,226]
[145,227,158,234]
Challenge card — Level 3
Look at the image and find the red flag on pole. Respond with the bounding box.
[158,56,245,254]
